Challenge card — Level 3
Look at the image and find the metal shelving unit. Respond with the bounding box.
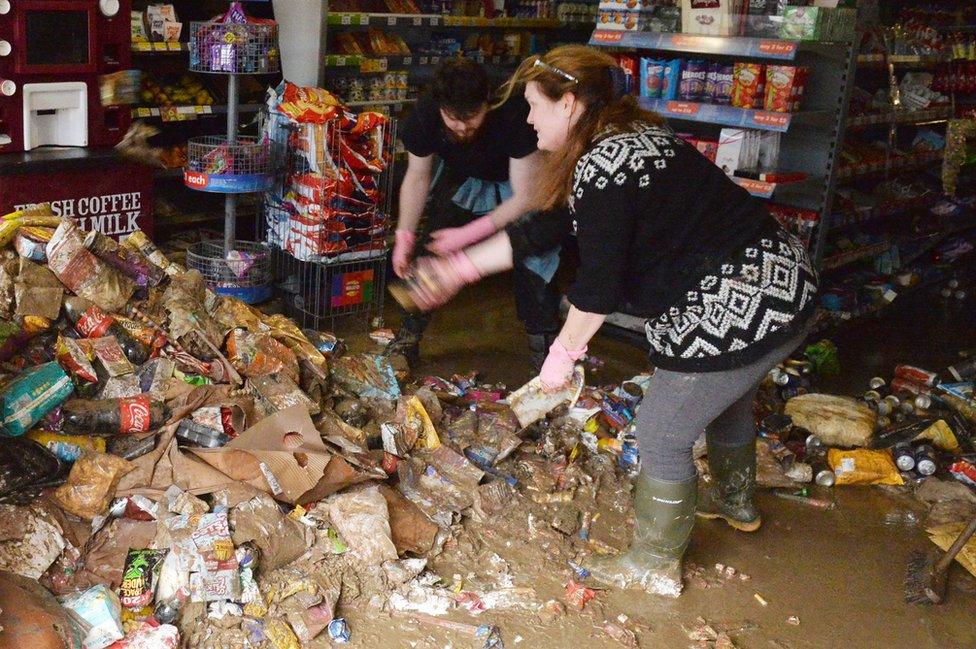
[589,27,860,267]
[273,2,594,112]
[812,1,976,333]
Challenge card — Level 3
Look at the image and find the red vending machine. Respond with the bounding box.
[0,0,153,239]
[0,0,132,151]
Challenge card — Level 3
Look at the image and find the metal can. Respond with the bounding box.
[894,365,939,387]
[915,444,937,477]
[914,394,932,411]
[893,442,916,472]
[814,466,836,487]
[805,434,824,454]
[891,376,932,396]
[618,434,640,475]
[863,390,882,403]
[868,377,887,390]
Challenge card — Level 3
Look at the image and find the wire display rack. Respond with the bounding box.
[187,240,274,303]
[186,135,273,193]
[189,21,280,75]
[262,104,396,330]
[183,2,281,303]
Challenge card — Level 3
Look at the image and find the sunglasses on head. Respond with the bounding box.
[532,58,579,84]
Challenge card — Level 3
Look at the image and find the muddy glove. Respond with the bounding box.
[392,229,416,279]
[540,339,587,392]
[392,251,482,313]
[426,215,496,256]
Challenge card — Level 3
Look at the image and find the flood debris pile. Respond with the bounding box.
[0,206,656,648]
[747,341,976,580]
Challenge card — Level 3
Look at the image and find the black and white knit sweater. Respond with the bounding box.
[566,123,818,372]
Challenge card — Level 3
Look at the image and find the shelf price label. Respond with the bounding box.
[403,56,412,65]
[664,101,701,116]
[591,30,623,44]
[135,108,152,117]
[431,56,440,65]
[419,56,428,65]
[671,35,710,50]
[757,40,797,57]
[413,16,422,25]
[340,14,351,24]
[133,41,152,51]
[751,111,790,130]
[734,178,775,197]
[430,16,440,25]
[388,16,397,25]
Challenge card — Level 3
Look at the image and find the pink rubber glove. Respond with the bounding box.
[404,251,482,312]
[427,215,496,256]
[540,339,587,392]
[392,229,416,279]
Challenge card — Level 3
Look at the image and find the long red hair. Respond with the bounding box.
[495,44,664,211]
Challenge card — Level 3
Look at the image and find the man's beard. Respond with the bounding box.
[445,123,483,144]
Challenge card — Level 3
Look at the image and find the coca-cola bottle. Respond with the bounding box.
[62,296,149,365]
[62,396,170,436]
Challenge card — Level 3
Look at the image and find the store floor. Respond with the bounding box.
[339,272,976,649]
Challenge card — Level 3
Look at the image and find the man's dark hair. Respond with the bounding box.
[429,57,490,119]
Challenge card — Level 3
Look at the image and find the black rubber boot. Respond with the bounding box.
[697,438,761,532]
[585,473,698,598]
[527,333,557,373]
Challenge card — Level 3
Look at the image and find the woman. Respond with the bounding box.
[392,44,818,598]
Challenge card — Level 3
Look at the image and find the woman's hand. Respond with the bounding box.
[392,229,416,279]
[427,215,496,256]
[539,339,587,392]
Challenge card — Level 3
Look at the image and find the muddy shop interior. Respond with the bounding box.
[1,0,976,647]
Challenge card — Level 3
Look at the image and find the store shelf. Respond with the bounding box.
[821,240,891,271]
[589,30,809,60]
[836,150,944,180]
[326,12,590,29]
[131,104,263,120]
[132,41,188,53]
[323,52,522,71]
[344,98,417,108]
[846,105,954,128]
[830,195,937,230]
[857,53,946,66]
[638,97,821,132]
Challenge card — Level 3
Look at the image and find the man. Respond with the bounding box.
[389,57,566,369]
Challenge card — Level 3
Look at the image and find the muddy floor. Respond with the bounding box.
[329,273,976,649]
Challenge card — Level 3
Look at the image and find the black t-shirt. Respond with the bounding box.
[400,94,538,181]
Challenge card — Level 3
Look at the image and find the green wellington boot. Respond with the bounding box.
[585,473,698,598]
[697,438,762,532]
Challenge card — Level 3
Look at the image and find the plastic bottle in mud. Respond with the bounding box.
[62,397,169,436]
[62,296,149,365]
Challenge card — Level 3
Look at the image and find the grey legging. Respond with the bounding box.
[636,332,807,482]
